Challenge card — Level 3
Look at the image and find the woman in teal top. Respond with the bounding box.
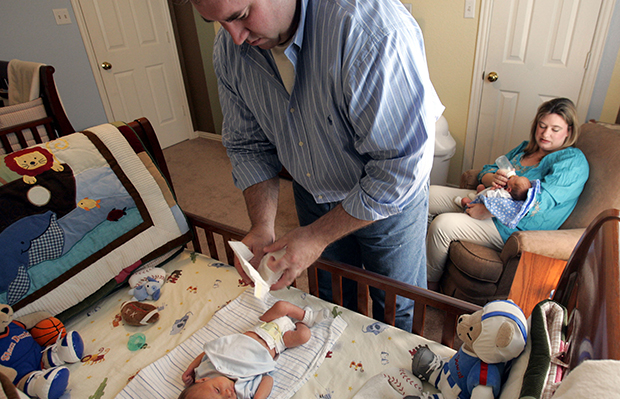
[426,98,589,290]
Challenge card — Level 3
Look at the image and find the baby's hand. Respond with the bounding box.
[182,368,195,387]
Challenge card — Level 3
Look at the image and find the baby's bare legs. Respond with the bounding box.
[260,301,311,349]
[260,301,306,322]
[283,322,311,349]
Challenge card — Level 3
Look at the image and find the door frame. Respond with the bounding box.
[70,0,195,139]
[463,0,616,172]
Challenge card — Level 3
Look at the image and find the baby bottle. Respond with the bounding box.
[495,155,516,178]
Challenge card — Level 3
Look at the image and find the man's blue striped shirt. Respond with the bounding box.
[214,0,444,221]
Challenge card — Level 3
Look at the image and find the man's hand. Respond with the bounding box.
[262,225,328,290]
[263,204,373,290]
[465,203,493,220]
[234,225,275,286]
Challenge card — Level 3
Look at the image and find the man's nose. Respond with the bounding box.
[221,21,249,45]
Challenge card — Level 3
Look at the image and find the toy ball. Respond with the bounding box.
[30,317,66,347]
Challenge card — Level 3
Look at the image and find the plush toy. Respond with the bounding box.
[120,301,160,326]
[0,304,85,399]
[29,318,66,348]
[128,277,163,301]
[410,300,528,399]
[127,267,166,301]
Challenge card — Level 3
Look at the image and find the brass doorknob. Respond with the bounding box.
[487,71,498,82]
[101,62,112,70]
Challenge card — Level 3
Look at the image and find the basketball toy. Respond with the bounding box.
[30,317,66,347]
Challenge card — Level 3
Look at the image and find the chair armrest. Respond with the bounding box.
[460,169,481,189]
[500,228,586,263]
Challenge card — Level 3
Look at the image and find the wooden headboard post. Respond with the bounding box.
[128,117,173,184]
[39,65,74,136]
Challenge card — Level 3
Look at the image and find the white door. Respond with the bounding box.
[471,0,603,169]
[75,0,192,148]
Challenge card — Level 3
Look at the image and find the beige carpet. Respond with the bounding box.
[163,137,299,237]
[163,137,456,344]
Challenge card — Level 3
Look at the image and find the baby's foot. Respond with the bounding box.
[454,196,466,208]
[302,306,332,327]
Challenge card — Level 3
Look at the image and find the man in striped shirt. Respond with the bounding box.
[190,0,444,330]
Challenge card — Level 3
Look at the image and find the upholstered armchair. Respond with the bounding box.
[439,121,620,305]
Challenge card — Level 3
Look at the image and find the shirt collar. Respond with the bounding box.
[289,0,308,51]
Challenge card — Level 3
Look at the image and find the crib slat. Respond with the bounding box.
[357,282,370,316]
[412,301,426,336]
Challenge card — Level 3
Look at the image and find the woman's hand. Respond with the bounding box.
[490,169,511,189]
[465,203,493,220]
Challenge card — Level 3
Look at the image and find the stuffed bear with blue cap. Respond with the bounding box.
[408,300,528,399]
[0,304,84,399]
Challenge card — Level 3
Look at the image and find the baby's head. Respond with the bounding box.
[506,176,531,201]
[178,376,237,399]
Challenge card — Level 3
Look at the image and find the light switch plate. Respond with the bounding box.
[464,0,475,18]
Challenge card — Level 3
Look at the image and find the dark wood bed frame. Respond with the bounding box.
[2,113,618,366]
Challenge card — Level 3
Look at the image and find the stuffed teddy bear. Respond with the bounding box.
[0,304,85,399]
[409,300,528,399]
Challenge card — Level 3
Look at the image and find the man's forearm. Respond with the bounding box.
[307,204,374,248]
[243,176,280,232]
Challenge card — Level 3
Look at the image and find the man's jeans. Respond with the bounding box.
[293,182,428,331]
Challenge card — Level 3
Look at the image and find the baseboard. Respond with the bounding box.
[196,131,222,141]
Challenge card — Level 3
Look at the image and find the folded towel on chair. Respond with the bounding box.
[117,288,347,399]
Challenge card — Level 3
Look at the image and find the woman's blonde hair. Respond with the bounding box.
[523,97,580,156]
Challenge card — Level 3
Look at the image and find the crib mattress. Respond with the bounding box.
[62,250,454,398]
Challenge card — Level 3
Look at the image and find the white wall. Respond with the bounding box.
[0,1,107,131]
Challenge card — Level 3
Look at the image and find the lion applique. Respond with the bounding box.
[4,147,64,184]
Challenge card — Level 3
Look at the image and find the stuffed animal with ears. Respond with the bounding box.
[0,304,85,399]
[127,267,166,302]
[128,276,163,301]
[409,300,528,399]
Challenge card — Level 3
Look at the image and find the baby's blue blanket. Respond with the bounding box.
[473,180,541,229]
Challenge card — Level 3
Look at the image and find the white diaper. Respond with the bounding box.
[252,316,296,354]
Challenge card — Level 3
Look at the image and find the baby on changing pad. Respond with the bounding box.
[456,175,531,208]
[179,300,331,399]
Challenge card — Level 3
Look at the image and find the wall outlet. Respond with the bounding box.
[464,0,475,18]
[53,8,72,25]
